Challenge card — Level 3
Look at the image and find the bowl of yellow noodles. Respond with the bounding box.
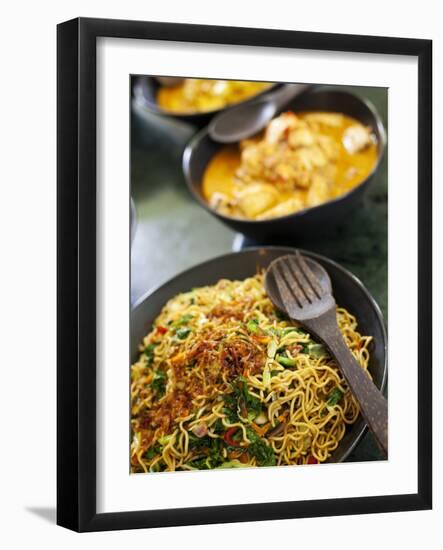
[130,247,387,474]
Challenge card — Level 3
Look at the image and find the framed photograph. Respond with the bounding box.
[57,17,432,532]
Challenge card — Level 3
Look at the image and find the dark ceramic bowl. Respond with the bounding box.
[132,76,279,127]
[183,89,386,241]
[131,247,387,464]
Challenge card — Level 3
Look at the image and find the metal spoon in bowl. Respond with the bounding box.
[208,83,311,143]
[265,252,388,457]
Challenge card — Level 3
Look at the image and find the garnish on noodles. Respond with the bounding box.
[130,272,372,473]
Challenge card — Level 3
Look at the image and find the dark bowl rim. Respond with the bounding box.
[131,246,388,463]
[133,76,280,120]
[182,89,387,225]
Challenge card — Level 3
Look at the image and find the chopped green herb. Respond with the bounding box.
[223,377,262,424]
[246,428,276,466]
[176,328,192,340]
[143,343,158,365]
[212,419,225,434]
[188,434,210,450]
[144,444,161,460]
[158,433,174,446]
[189,457,210,469]
[307,343,327,358]
[194,438,207,450]
[282,327,306,335]
[188,437,223,469]
[327,387,343,406]
[222,406,239,424]
[246,319,260,333]
[149,459,166,473]
[237,377,262,415]
[209,438,224,467]
[276,354,297,367]
[216,460,249,469]
[223,393,237,410]
[151,370,167,398]
[172,314,193,327]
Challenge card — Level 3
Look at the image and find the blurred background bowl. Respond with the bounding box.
[133,76,280,128]
[183,89,386,242]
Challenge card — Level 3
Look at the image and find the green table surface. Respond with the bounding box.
[131,84,387,462]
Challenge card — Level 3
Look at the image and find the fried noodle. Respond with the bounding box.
[131,273,372,473]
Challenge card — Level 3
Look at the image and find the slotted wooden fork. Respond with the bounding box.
[265,252,388,457]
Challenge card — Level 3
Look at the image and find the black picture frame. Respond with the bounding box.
[57,17,432,532]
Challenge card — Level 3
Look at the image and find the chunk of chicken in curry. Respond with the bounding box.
[202,111,378,220]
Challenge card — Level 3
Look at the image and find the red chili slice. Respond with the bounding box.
[224,427,241,447]
[156,326,168,335]
[307,455,318,464]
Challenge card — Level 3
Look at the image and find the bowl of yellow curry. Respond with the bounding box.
[133,76,277,125]
[183,89,386,240]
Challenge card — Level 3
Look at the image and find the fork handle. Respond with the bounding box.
[304,310,388,457]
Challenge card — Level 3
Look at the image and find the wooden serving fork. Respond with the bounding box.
[265,252,388,457]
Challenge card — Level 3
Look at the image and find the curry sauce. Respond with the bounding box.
[202,111,378,220]
[157,79,272,114]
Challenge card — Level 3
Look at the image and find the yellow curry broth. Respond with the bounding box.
[315,113,378,197]
[157,79,271,114]
[202,112,378,220]
[157,78,271,113]
[203,145,301,206]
